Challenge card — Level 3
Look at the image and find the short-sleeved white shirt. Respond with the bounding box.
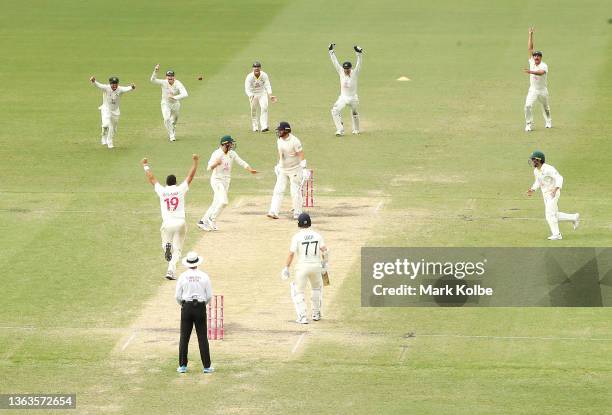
[154,180,189,222]
[529,58,548,91]
[290,229,326,266]
[278,134,303,172]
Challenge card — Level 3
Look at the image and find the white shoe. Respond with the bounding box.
[107,143,114,149]
[525,124,532,132]
[547,234,563,240]
[267,213,279,220]
[169,137,176,142]
[296,316,308,324]
[207,218,218,231]
[573,214,580,230]
[293,213,300,220]
[101,138,107,145]
[197,220,212,232]
[335,130,344,137]
[545,121,552,128]
[352,130,360,135]
[312,312,321,321]
[165,270,176,280]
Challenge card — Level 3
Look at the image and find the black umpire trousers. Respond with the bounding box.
[179,301,212,368]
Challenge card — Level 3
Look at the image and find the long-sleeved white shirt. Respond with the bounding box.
[528,58,548,91]
[93,81,133,115]
[150,70,188,104]
[244,71,272,96]
[207,148,249,181]
[175,268,213,304]
[329,50,362,97]
[531,163,563,195]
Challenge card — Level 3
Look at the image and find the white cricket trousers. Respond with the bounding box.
[202,178,230,222]
[269,168,303,216]
[100,108,119,147]
[161,101,181,140]
[291,263,323,319]
[331,95,360,133]
[160,218,186,273]
[542,190,577,236]
[249,94,269,131]
[525,88,551,126]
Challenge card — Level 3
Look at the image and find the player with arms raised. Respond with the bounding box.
[524,28,552,132]
[328,43,364,136]
[142,154,199,279]
[150,64,189,141]
[89,75,135,149]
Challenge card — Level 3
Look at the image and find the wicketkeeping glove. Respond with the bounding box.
[328,43,335,51]
[354,45,364,53]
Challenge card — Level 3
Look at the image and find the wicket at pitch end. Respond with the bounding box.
[303,169,314,208]
[207,295,224,340]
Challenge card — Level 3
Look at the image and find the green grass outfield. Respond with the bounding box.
[1,0,611,413]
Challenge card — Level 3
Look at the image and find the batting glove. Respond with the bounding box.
[354,45,364,53]
[281,267,290,280]
[328,43,335,51]
[302,169,311,181]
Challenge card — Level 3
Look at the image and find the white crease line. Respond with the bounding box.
[121,332,138,351]
[291,332,306,354]
[232,197,245,209]
[419,334,612,342]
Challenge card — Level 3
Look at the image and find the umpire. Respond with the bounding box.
[174,251,214,373]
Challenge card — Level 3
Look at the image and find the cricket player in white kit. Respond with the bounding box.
[524,28,552,132]
[150,64,188,141]
[197,135,257,232]
[90,76,135,149]
[142,154,199,279]
[244,61,277,132]
[282,213,328,324]
[329,43,364,136]
[267,122,311,220]
[526,151,579,240]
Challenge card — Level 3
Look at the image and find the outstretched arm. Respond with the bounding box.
[328,43,342,72]
[90,77,107,90]
[150,64,163,84]
[527,27,534,59]
[141,158,158,185]
[185,154,200,185]
[354,48,363,74]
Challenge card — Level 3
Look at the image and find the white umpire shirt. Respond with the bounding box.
[175,268,213,304]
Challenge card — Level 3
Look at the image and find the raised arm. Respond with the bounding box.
[328,43,342,72]
[90,77,107,90]
[119,84,136,93]
[150,64,163,84]
[185,154,200,185]
[141,158,158,185]
[527,27,534,59]
[353,46,363,74]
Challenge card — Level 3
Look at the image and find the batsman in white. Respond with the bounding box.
[197,135,257,232]
[142,154,200,279]
[150,64,189,141]
[244,61,277,133]
[524,28,552,132]
[89,76,135,149]
[281,213,328,324]
[267,121,311,220]
[328,43,363,136]
[526,151,579,240]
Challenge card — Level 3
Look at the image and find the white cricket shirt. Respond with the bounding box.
[329,50,362,97]
[277,134,303,172]
[531,163,564,195]
[207,148,249,181]
[93,81,133,115]
[244,71,272,96]
[151,70,188,104]
[175,268,213,304]
[290,229,326,266]
[154,180,189,222]
[528,58,548,91]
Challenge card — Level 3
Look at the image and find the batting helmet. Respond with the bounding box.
[530,150,545,164]
[342,61,352,69]
[252,61,262,68]
[297,213,311,228]
[276,121,291,133]
[166,70,175,76]
[109,77,119,84]
[532,51,543,57]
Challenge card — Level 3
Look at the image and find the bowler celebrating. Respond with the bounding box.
[150,64,188,141]
[526,151,579,240]
[524,28,552,131]
[244,61,277,133]
[197,135,257,232]
[90,76,135,149]
[142,154,199,279]
[329,43,363,136]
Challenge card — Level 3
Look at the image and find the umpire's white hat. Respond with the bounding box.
[182,251,203,267]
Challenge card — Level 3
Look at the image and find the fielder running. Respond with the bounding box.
[267,121,311,220]
[142,154,199,279]
[281,213,328,324]
[328,43,364,136]
[524,28,552,132]
[526,151,579,240]
[197,135,257,232]
[150,64,188,141]
[90,76,135,149]
[244,61,277,132]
